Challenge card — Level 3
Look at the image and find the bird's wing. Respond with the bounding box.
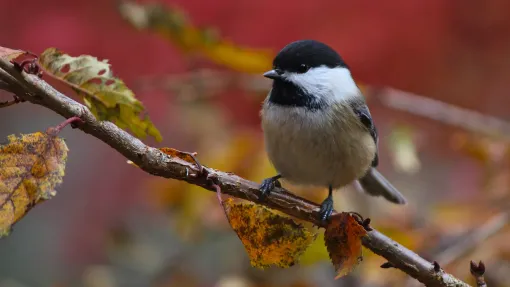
[349,99,379,167]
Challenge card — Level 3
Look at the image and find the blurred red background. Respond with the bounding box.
[2,0,510,286]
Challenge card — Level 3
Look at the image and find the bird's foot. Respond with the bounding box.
[259,175,281,200]
[319,185,334,221]
[319,196,334,222]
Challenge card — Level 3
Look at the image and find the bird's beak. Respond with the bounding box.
[263,69,281,80]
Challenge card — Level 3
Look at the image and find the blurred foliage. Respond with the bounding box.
[3,1,510,286]
[118,1,273,74]
[388,125,421,174]
[298,232,330,266]
[38,48,162,142]
[0,131,67,237]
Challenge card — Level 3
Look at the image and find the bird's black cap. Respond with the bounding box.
[272,40,348,73]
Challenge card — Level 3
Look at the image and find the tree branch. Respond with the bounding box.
[374,87,510,140]
[0,59,471,287]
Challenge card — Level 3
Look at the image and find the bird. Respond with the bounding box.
[258,39,407,221]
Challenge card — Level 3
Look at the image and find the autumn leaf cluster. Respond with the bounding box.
[2,2,504,285]
[0,26,370,280]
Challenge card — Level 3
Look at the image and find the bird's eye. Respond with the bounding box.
[298,64,310,73]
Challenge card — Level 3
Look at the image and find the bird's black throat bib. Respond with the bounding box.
[268,80,326,111]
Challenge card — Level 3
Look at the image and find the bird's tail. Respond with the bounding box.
[358,168,407,204]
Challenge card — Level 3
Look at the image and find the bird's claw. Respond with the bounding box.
[319,196,334,221]
[259,176,281,200]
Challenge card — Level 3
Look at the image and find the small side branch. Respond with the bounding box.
[0,95,23,108]
[470,261,487,287]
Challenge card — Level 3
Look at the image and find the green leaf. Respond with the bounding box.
[39,48,162,142]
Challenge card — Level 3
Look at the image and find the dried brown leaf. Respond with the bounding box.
[324,212,367,279]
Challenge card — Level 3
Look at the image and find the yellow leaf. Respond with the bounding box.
[201,40,273,75]
[118,1,273,74]
[38,48,162,142]
[0,131,68,236]
[324,212,367,279]
[222,198,316,268]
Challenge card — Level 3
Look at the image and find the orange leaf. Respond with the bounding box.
[158,147,197,164]
[221,198,316,268]
[324,212,367,279]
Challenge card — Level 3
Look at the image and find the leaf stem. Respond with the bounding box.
[49,116,85,135]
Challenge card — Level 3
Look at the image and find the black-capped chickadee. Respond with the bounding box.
[259,39,407,221]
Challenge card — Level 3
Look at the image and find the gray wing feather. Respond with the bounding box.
[348,99,379,167]
[348,96,407,204]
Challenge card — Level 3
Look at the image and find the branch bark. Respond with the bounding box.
[0,59,471,287]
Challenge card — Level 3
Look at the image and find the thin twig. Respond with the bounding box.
[0,58,471,287]
[0,95,23,108]
[46,116,85,136]
[374,87,510,140]
[52,116,84,134]
[434,212,508,267]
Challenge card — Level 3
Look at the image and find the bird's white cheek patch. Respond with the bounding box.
[286,67,359,102]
